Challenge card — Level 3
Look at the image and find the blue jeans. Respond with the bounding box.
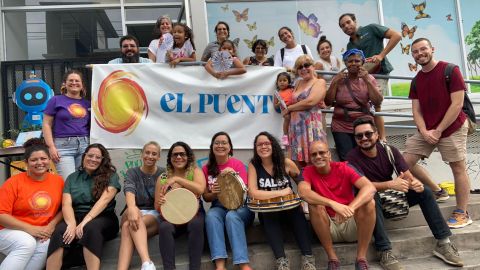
[332,132,356,161]
[54,136,89,180]
[373,185,452,251]
[205,201,254,265]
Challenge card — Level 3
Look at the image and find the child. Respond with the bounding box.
[273,72,294,146]
[167,23,196,67]
[205,39,246,79]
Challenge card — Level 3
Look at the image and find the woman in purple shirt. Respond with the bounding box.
[42,70,90,180]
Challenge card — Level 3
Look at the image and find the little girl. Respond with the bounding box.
[167,23,196,67]
[205,39,246,79]
[274,72,294,146]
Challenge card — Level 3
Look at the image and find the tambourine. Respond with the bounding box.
[160,188,199,225]
[247,193,302,213]
[217,171,247,210]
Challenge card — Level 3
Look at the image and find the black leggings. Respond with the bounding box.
[259,206,312,258]
[158,211,205,270]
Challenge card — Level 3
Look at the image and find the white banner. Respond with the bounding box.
[90,64,284,149]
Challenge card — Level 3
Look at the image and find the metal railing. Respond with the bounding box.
[2,60,479,134]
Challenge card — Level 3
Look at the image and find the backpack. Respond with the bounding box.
[280,44,307,62]
[411,63,476,133]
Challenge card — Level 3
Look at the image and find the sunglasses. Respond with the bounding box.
[298,62,313,70]
[354,131,375,140]
[172,152,187,158]
[310,150,329,158]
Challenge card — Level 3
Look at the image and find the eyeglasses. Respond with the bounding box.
[256,141,271,148]
[214,141,229,146]
[172,152,187,158]
[298,62,312,69]
[310,150,329,158]
[86,154,103,161]
[354,131,375,140]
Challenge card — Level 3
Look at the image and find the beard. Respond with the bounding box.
[121,52,140,63]
[359,141,376,151]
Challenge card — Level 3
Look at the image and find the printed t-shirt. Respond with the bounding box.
[44,95,91,138]
[0,172,64,230]
[202,158,247,192]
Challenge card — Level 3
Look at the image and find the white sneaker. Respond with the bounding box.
[141,261,156,270]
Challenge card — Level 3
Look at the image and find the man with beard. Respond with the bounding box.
[346,118,463,269]
[298,141,376,270]
[109,35,152,64]
[338,14,450,205]
[403,38,471,229]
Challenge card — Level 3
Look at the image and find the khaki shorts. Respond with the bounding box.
[329,216,357,243]
[404,120,468,162]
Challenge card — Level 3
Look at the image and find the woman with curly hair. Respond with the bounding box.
[247,132,316,270]
[46,144,121,270]
[154,141,206,270]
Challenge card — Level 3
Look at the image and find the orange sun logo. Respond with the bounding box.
[93,70,149,134]
[29,191,52,211]
[68,103,87,118]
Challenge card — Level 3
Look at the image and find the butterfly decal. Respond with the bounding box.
[232,38,240,48]
[243,35,258,49]
[446,14,453,21]
[232,8,249,22]
[297,11,322,38]
[412,1,431,20]
[401,23,417,39]
[221,4,229,12]
[400,43,410,55]
[247,22,257,31]
[266,36,275,48]
[408,63,418,72]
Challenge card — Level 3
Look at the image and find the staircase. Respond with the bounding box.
[96,194,480,270]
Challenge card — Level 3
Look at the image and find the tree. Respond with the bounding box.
[465,20,480,76]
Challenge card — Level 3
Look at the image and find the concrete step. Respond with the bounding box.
[98,195,480,269]
[99,223,480,269]
[100,194,480,261]
[331,250,480,270]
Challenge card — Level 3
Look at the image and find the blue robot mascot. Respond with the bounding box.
[13,71,54,129]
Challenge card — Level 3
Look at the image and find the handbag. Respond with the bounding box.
[377,142,409,221]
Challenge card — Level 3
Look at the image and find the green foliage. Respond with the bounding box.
[391,82,411,97]
[470,76,480,93]
[466,20,480,71]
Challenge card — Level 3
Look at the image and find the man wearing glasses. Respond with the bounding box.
[109,35,152,64]
[346,118,463,269]
[298,141,376,270]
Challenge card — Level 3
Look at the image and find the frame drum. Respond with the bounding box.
[217,171,247,210]
[161,188,199,225]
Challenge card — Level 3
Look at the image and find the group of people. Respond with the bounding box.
[0,10,474,270]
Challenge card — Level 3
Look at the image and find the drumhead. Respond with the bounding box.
[217,172,246,210]
[161,188,199,225]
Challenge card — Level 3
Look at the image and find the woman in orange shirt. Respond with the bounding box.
[0,138,64,270]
